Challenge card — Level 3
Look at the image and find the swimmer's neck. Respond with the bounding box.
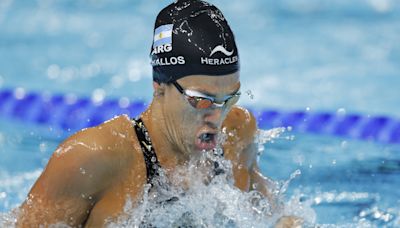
[140,100,189,168]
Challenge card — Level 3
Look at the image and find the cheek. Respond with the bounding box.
[178,105,202,130]
[164,94,200,127]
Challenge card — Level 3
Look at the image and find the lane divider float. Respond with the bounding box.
[0,88,399,144]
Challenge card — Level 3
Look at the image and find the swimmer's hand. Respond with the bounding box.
[274,216,303,228]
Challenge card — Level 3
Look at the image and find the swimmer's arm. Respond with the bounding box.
[240,112,303,227]
[248,145,303,228]
[226,107,302,226]
[229,107,275,200]
[17,119,132,227]
[247,143,277,206]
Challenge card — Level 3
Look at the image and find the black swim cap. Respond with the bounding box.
[150,0,240,84]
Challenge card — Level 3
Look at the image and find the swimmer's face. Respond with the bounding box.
[162,72,240,156]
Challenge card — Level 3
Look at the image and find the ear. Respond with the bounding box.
[153,81,160,90]
[153,81,166,96]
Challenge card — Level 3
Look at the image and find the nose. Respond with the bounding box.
[204,108,224,128]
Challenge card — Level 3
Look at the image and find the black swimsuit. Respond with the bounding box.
[133,117,181,217]
[132,118,161,184]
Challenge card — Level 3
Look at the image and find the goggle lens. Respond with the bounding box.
[195,98,213,109]
[172,81,240,110]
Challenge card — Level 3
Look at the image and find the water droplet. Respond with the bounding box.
[92,88,106,105]
[314,197,322,205]
[252,183,258,189]
[337,108,346,116]
[0,192,7,199]
[151,156,157,163]
[80,167,86,175]
[119,97,130,108]
[291,169,301,179]
[245,90,254,99]
[14,87,26,100]
[39,142,47,153]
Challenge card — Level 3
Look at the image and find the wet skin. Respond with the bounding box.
[16,73,291,227]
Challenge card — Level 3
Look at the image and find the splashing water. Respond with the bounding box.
[107,148,315,228]
[256,127,290,145]
[0,210,18,227]
[245,90,254,100]
[255,127,293,159]
[0,127,312,228]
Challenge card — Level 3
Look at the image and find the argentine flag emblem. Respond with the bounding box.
[153,24,173,48]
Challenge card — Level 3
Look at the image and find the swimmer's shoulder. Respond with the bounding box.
[41,115,139,196]
[77,114,137,145]
[223,105,257,146]
[60,114,138,159]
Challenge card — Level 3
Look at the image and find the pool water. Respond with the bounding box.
[1,0,400,227]
[1,118,399,226]
[262,133,400,225]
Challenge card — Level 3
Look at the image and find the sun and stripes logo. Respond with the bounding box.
[153,24,173,48]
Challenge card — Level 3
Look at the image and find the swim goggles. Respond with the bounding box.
[172,81,241,109]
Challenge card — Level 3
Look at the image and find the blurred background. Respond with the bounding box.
[1,0,399,115]
[1,0,400,226]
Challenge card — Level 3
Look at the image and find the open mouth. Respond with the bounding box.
[195,132,217,151]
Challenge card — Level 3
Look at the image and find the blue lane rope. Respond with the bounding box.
[0,88,399,144]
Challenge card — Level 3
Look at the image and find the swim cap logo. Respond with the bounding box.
[152,24,173,55]
[151,56,186,67]
[201,44,238,66]
[209,45,234,57]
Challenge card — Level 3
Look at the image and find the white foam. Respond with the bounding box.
[107,149,314,227]
[0,170,41,227]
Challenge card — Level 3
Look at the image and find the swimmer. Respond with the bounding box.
[17,1,301,227]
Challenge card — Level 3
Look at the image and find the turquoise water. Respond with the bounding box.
[1,0,400,226]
